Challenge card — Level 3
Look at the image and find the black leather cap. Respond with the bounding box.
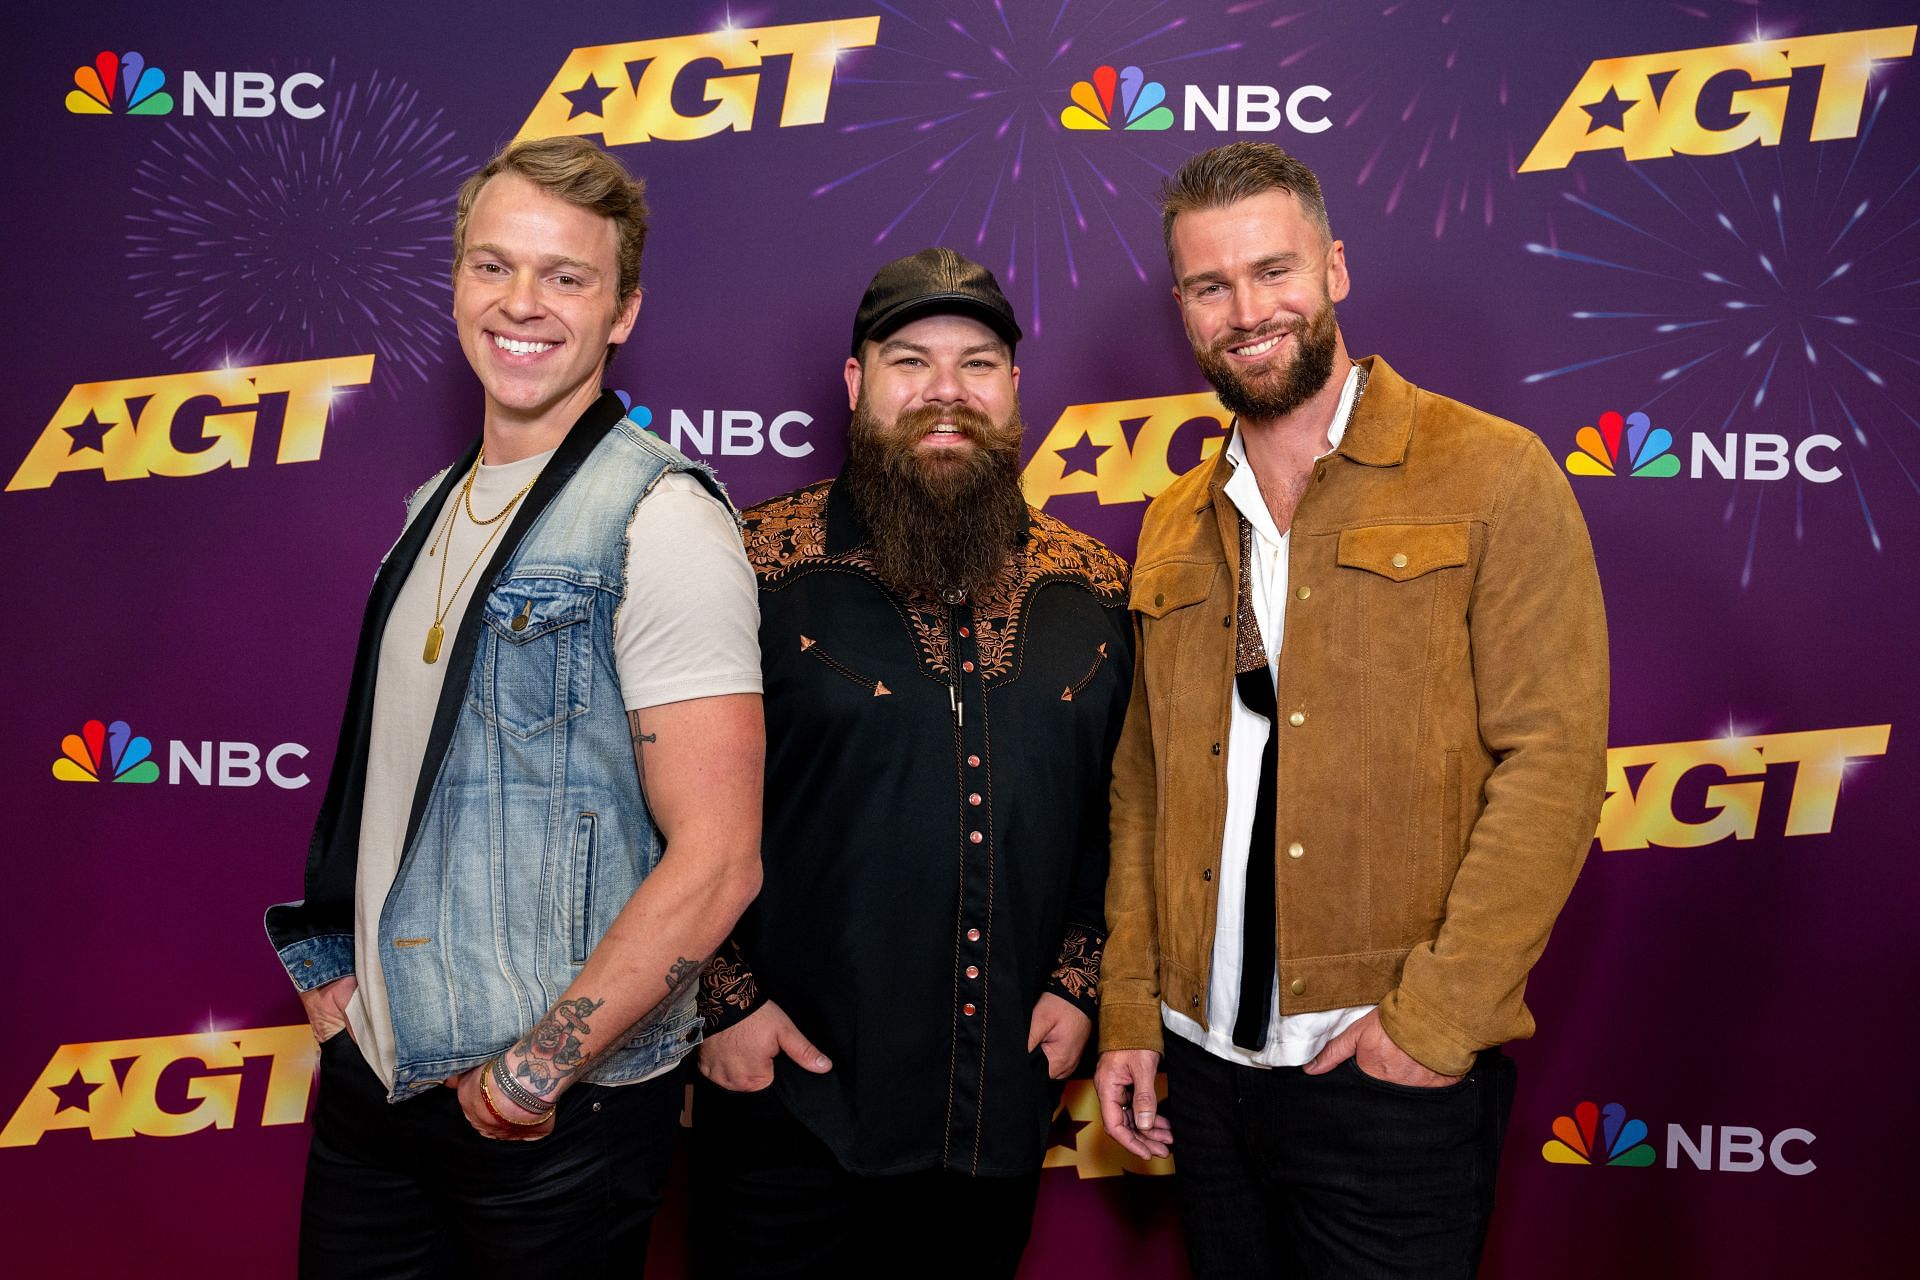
[850,247,1022,356]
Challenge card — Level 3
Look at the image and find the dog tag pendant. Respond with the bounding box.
[423,624,444,664]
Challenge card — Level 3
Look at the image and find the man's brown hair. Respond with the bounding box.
[1159,141,1331,262]
[451,137,650,306]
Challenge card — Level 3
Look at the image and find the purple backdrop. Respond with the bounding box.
[5,2,1914,1274]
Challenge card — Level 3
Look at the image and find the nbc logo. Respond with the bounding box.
[1563,408,1843,484]
[50,720,310,789]
[66,51,174,116]
[1541,1099,1817,1175]
[1565,410,1678,478]
[1062,65,1174,131]
[1542,1100,1656,1167]
[54,719,158,784]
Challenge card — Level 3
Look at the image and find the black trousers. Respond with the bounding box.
[299,1032,683,1278]
[1162,1032,1516,1280]
[688,1080,1043,1279]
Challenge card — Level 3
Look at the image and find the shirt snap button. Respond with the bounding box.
[962,660,975,673]
[969,831,983,845]
[965,965,979,979]
[967,754,981,767]
[963,1003,977,1017]
[967,927,981,942]
[968,793,982,806]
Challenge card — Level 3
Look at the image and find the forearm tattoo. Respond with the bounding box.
[509,996,604,1101]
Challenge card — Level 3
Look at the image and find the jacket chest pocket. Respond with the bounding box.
[471,580,597,738]
[1131,562,1224,702]
[1333,522,1472,672]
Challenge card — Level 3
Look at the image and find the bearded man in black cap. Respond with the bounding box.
[689,248,1133,1277]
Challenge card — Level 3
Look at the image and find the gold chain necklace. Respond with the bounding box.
[423,452,537,663]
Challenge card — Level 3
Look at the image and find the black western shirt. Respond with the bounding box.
[701,477,1132,1176]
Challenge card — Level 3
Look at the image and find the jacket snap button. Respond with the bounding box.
[1154,592,1165,607]
[510,614,529,632]
[1210,742,1221,755]
[1287,842,1304,859]
[1290,978,1306,996]
[1288,711,1306,727]
[1202,868,1212,882]
[1391,553,1409,569]
[1222,614,1232,628]
[1190,994,1201,1008]
[1295,585,1311,600]
[302,959,314,968]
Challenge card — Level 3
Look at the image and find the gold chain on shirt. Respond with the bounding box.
[422,453,536,664]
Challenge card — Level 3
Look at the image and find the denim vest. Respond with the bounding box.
[267,396,726,1099]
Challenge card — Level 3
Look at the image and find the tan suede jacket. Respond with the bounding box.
[1098,355,1608,1077]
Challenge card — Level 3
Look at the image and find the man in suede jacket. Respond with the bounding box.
[1094,142,1609,1279]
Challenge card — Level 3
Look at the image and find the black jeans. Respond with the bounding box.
[1162,1032,1516,1280]
[299,1032,683,1278]
[688,1080,1043,1279]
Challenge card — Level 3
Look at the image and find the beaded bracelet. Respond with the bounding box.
[491,1056,556,1116]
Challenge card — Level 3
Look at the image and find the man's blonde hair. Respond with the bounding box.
[451,137,649,305]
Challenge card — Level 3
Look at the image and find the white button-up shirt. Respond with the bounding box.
[1160,365,1373,1067]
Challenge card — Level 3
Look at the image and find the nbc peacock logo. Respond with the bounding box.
[1542,1100,1657,1167]
[53,719,160,784]
[1565,410,1679,478]
[65,51,175,116]
[1061,65,1174,131]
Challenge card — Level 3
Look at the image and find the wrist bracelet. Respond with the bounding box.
[478,1058,550,1127]
[491,1055,556,1116]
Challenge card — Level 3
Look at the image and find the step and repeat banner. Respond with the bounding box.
[5,1,1914,1274]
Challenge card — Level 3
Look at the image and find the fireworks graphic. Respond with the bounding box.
[1519,75,1920,585]
[124,67,473,385]
[809,0,1247,336]
[1263,0,1529,239]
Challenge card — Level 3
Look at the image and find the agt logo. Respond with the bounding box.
[1043,1078,1174,1180]
[1597,724,1888,852]
[1023,391,1231,510]
[1564,411,1843,484]
[619,399,816,460]
[516,16,880,146]
[1062,63,1332,136]
[1543,1100,1816,1176]
[7,354,374,492]
[1520,26,1915,172]
[0,1026,316,1147]
[53,719,312,790]
[65,49,329,119]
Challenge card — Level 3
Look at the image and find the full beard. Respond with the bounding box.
[841,398,1030,601]
[1194,295,1339,422]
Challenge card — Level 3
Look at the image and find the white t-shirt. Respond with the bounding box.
[1160,365,1375,1068]
[344,449,762,1087]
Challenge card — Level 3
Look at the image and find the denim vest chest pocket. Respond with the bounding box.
[471,577,598,738]
[1333,521,1472,672]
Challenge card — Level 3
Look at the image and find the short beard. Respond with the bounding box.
[1194,295,1339,422]
[841,397,1029,601]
